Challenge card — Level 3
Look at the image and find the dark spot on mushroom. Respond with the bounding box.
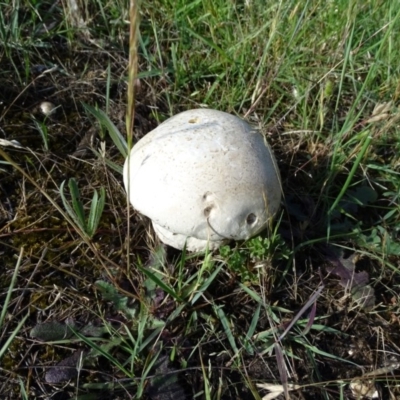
[202,191,212,201]
[203,206,212,217]
[246,213,257,225]
[188,117,200,123]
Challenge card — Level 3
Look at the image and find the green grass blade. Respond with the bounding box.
[214,305,239,354]
[245,303,261,342]
[190,263,222,305]
[18,378,29,400]
[183,26,233,63]
[0,248,23,329]
[294,338,360,367]
[91,148,123,174]
[68,178,87,232]
[242,302,261,355]
[0,250,29,361]
[238,283,263,303]
[82,102,128,157]
[329,130,373,215]
[138,264,183,302]
[59,180,87,236]
[72,329,133,378]
[0,313,29,360]
[32,117,49,151]
[87,187,106,238]
[87,189,99,238]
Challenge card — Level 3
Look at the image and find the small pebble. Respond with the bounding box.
[39,101,57,117]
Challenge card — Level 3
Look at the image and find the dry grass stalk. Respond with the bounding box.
[126,0,139,145]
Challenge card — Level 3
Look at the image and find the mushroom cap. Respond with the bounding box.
[123,108,281,251]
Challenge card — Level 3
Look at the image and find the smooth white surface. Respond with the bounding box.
[123,108,281,251]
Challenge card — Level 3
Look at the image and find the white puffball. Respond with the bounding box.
[123,108,281,251]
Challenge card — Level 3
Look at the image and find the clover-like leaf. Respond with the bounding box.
[95,280,137,319]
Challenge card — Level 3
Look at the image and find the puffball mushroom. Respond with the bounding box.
[39,101,57,117]
[123,108,281,252]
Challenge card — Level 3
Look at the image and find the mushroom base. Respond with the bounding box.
[153,223,226,252]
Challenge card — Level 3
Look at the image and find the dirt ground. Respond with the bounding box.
[1,14,400,400]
